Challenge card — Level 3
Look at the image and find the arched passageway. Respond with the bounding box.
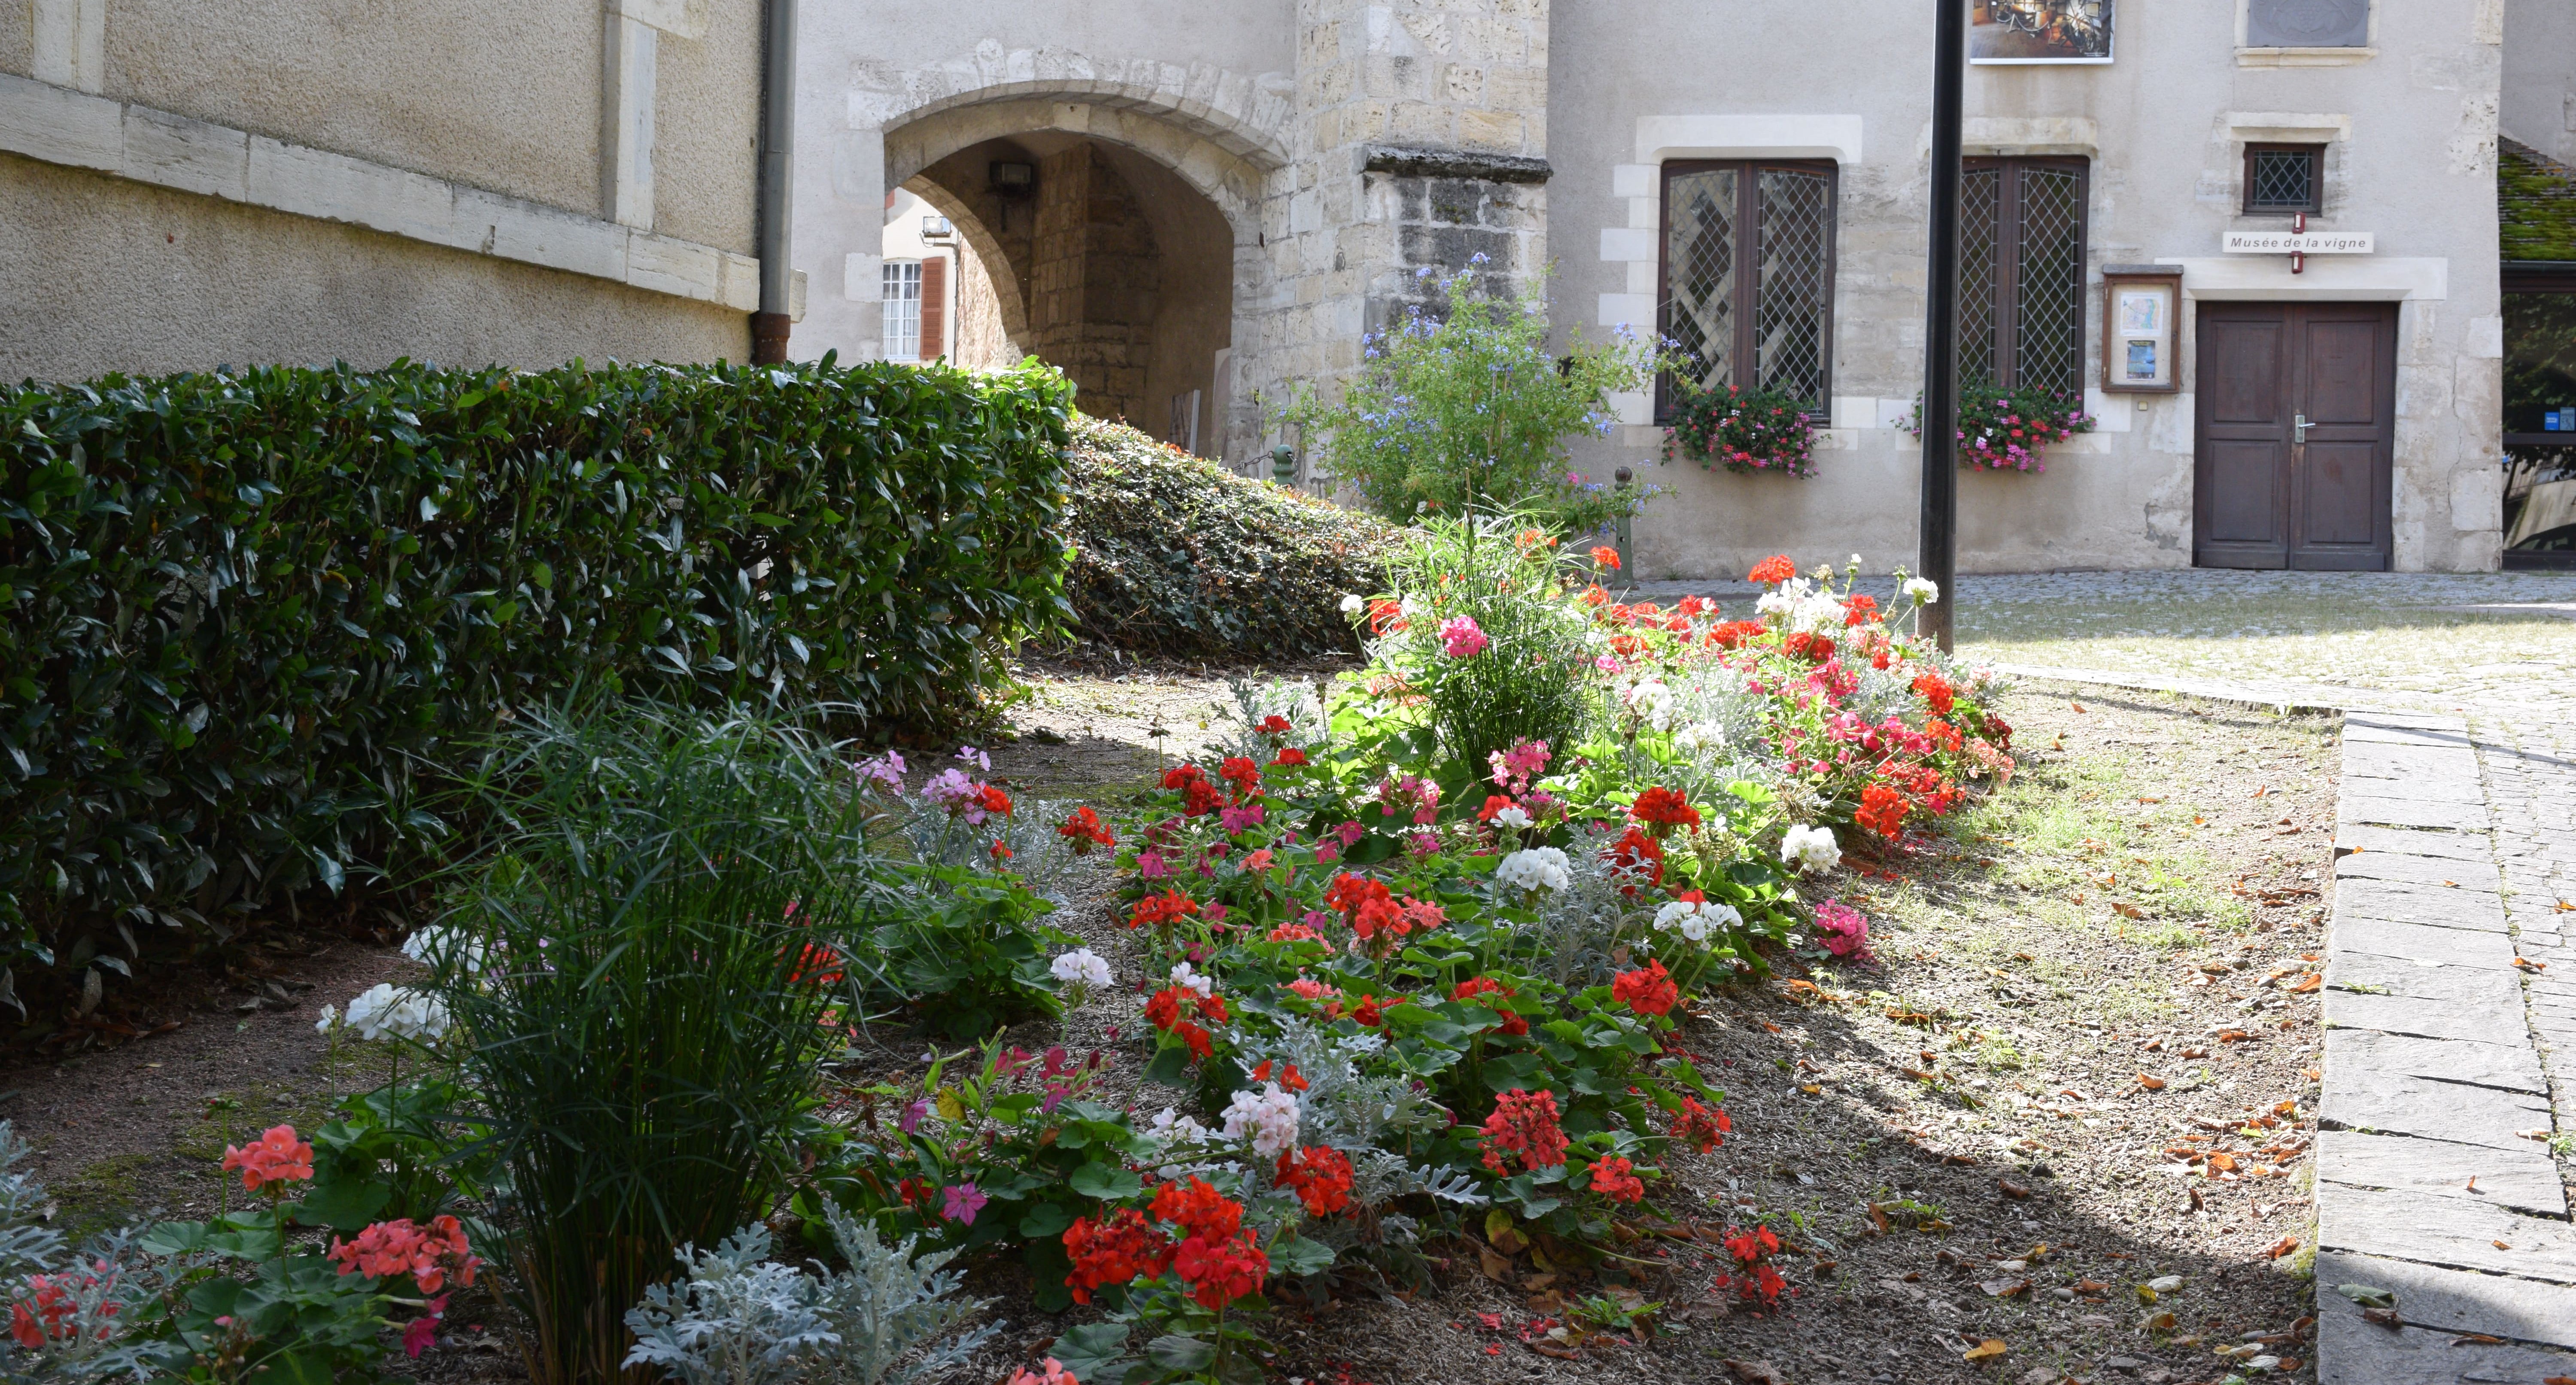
[862,94,1279,460]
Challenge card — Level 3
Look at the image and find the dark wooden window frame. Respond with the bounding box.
[1654,159,1840,424]
[1962,155,2090,392]
[2241,143,2326,215]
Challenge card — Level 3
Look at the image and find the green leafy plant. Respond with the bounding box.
[1282,264,1666,533]
[1346,514,1601,784]
[1662,380,1820,478]
[0,356,1074,1005]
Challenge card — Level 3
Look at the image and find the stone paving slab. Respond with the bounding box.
[2315,1132,2569,1218]
[2327,986,2535,1046]
[2324,1030,2550,1095]
[2339,793,2494,831]
[2318,1184,2576,1283]
[2336,858,2509,900]
[2334,823,2497,861]
[2315,1250,2576,1355]
[2318,1067,2554,1149]
[2315,1312,2576,1385]
[2329,915,2521,968]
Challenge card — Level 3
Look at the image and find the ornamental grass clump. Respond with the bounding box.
[424,702,892,1385]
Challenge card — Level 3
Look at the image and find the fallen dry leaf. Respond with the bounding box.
[2453,1333,2506,1345]
[2514,958,2548,973]
[2070,702,2087,713]
[2138,1075,2167,1091]
[2289,973,2323,993]
[1962,1338,2008,1361]
[2112,901,2146,919]
[1997,1178,2031,1199]
[2266,1236,2300,1260]
[2494,1240,2513,1251]
[1978,1277,2030,1297]
[1722,1361,1790,1385]
[2362,1306,2402,1327]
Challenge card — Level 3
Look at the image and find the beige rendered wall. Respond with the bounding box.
[0,152,747,383]
[2501,0,2576,167]
[1,0,763,380]
[1553,0,2505,575]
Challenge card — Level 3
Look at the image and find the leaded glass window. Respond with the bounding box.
[1960,158,2088,395]
[1659,161,1837,417]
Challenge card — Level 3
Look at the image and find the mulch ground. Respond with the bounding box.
[9,680,2337,1385]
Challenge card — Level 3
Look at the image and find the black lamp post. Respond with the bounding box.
[1918,0,1967,652]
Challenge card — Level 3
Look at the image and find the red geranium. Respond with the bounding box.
[976,784,1015,819]
[1747,555,1798,584]
[1587,1155,1646,1203]
[1911,672,1955,715]
[1612,960,1679,1018]
[1128,889,1202,931]
[1841,593,1880,626]
[1601,826,1665,893]
[1479,1089,1570,1174]
[1276,1145,1356,1216]
[1270,746,1309,768]
[1671,1096,1732,1154]
[1589,545,1622,572]
[1218,756,1263,795]
[1057,806,1116,854]
[1855,783,1909,840]
[1628,786,1702,833]
[329,1215,481,1294]
[1063,1208,1173,1305]
[1707,619,1768,650]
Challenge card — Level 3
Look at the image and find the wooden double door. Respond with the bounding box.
[2194,302,2397,570]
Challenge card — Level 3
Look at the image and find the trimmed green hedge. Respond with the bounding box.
[0,357,1074,990]
[1058,416,1397,658]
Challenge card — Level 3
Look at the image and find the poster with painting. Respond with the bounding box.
[1971,0,2114,64]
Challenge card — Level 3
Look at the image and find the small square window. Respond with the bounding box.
[2244,145,2323,214]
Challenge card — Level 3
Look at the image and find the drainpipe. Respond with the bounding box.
[750,0,796,364]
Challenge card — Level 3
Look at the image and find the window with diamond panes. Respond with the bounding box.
[2244,144,2322,214]
[1959,158,2088,396]
[1659,161,1837,419]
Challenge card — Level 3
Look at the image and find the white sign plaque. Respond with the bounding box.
[2223,231,2376,255]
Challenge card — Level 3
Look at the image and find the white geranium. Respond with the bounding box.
[1673,721,1726,755]
[1221,1083,1302,1160]
[400,926,489,976]
[1653,898,1744,946]
[1169,962,1215,998]
[1623,680,1675,732]
[1051,948,1112,988]
[1780,824,1843,874]
[1340,594,1364,615]
[1495,846,1574,894]
[1903,577,1941,606]
[342,983,450,1043]
[1050,948,1112,1005]
[1149,1107,1211,1145]
[1491,804,1533,831]
[313,1004,341,1034]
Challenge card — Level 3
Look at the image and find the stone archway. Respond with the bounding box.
[880,96,1282,459]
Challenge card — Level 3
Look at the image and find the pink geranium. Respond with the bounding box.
[1439,616,1489,659]
[1814,899,1875,962]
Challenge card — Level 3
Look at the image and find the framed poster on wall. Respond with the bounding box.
[2101,265,2181,393]
[1971,0,2114,64]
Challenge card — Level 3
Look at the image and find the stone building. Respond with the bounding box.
[796,0,2576,575]
[1,0,791,378]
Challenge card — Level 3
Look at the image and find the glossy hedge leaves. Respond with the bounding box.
[0,356,1074,986]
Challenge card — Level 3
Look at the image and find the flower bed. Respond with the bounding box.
[0,532,2024,1385]
[798,530,2016,1379]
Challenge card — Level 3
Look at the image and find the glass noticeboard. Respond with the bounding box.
[2100,269,2181,393]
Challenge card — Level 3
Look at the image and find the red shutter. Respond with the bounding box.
[920,256,947,361]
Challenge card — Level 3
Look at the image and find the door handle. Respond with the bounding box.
[2294,414,2311,444]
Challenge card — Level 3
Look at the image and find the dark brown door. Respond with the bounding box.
[2194,302,2396,570]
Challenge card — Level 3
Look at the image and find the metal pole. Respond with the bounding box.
[749,0,797,364]
[1917,0,1965,653]
[1613,466,1634,579]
